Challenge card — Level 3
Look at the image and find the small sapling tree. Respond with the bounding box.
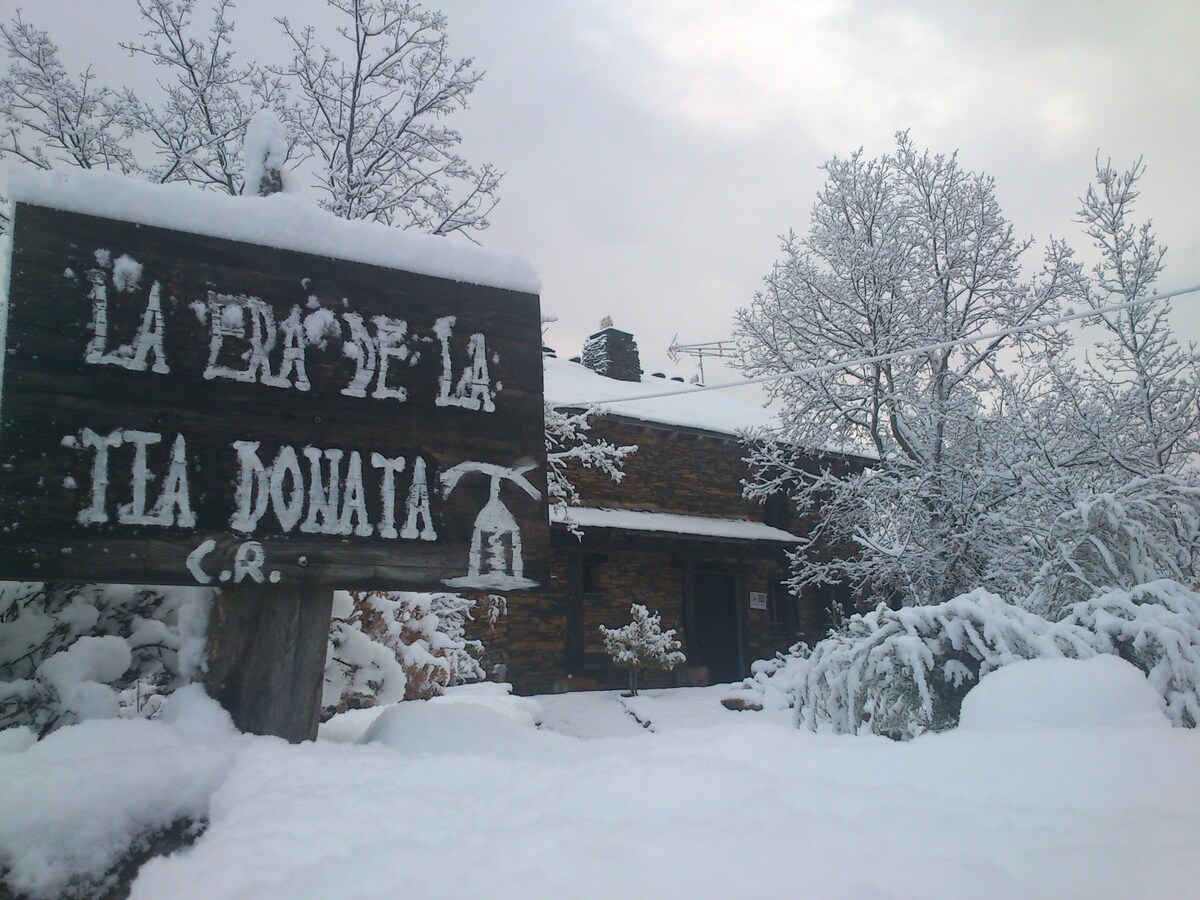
[600,604,685,696]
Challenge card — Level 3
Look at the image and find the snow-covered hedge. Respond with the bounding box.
[791,591,1099,739]
[729,581,1200,739]
[0,582,212,736]
[1,582,501,734]
[1028,477,1200,620]
[323,590,500,716]
[1063,580,1200,727]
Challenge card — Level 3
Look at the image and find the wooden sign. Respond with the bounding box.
[0,202,549,592]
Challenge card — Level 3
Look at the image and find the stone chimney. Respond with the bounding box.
[581,320,642,382]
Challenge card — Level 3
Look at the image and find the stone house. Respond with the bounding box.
[474,325,860,694]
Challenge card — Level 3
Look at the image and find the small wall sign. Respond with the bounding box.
[749,591,768,610]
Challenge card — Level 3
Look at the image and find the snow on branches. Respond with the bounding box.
[323,590,501,717]
[544,403,636,533]
[1,0,498,233]
[1028,477,1200,620]
[735,136,1198,611]
[273,0,500,234]
[735,132,1085,608]
[0,582,213,736]
[600,604,685,696]
[728,580,1200,739]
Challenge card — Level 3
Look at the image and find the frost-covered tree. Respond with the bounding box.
[1059,158,1199,481]
[600,604,685,696]
[274,0,500,235]
[117,0,283,194]
[0,2,276,195]
[735,133,1083,607]
[2,0,497,233]
[0,12,136,174]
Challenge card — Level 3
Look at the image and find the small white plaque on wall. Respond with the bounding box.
[749,591,768,610]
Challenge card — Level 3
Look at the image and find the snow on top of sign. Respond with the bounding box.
[549,505,802,543]
[543,355,777,438]
[5,166,539,294]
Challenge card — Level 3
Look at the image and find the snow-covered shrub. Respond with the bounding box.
[722,642,811,712]
[787,590,1101,739]
[0,582,213,736]
[323,590,499,717]
[1029,477,1200,620]
[600,604,686,696]
[738,578,1200,737]
[1063,580,1200,727]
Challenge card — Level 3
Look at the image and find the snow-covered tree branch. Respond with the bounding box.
[735,133,1085,607]
[0,12,135,174]
[273,0,500,235]
[118,0,283,194]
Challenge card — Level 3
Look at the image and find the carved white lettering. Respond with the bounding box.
[370,315,409,402]
[300,446,343,535]
[85,273,169,374]
[76,428,122,525]
[229,441,437,541]
[262,306,312,391]
[370,452,407,539]
[338,450,374,537]
[434,316,495,412]
[204,294,307,389]
[401,455,437,541]
[71,428,194,528]
[340,312,377,398]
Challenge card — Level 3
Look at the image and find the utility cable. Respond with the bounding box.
[564,283,1200,409]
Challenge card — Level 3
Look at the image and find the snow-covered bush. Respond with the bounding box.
[1028,477,1200,620]
[0,582,213,736]
[722,642,811,712]
[1063,580,1200,727]
[323,590,500,717]
[733,578,1200,738]
[599,604,686,696]
[738,591,1100,739]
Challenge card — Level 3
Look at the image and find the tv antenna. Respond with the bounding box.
[667,335,736,384]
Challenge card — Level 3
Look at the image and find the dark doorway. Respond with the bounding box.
[690,569,742,684]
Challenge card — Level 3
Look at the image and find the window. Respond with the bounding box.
[768,583,798,633]
[581,558,602,597]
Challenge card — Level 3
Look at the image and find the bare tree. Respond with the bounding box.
[274,0,500,236]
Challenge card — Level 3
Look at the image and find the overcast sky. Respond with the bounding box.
[25,0,1200,393]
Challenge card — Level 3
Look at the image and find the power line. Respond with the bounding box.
[565,283,1200,409]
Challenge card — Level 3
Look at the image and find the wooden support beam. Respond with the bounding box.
[203,586,332,742]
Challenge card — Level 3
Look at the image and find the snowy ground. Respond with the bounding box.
[3,671,1200,899]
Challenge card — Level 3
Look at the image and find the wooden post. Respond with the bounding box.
[203,585,333,742]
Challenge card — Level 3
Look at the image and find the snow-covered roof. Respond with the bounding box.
[5,166,539,294]
[550,505,802,543]
[543,356,877,460]
[543,355,777,438]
